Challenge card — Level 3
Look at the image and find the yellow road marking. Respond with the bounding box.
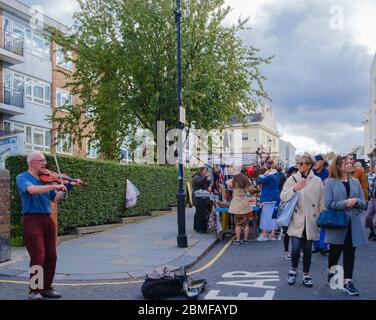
[0,236,235,287]
[188,236,235,276]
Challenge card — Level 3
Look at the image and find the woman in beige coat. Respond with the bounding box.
[228,174,251,245]
[280,155,325,287]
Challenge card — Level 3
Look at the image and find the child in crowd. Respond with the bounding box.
[228,173,251,244]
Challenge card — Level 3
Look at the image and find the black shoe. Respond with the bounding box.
[312,247,319,253]
[343,282,359,296]
[302,275,313,288]
[368,233,376,240]
[41,288,62,299]
[327,272,335,286]
[319,249,329,256]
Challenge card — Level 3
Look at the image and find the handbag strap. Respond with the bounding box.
[292,176,297,183]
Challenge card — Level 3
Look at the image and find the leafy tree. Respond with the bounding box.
[49,0,273,160]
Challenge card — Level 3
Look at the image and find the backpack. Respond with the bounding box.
[141,266,207,300]
[141,275,185,300]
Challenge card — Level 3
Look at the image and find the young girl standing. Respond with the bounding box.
[228,173,251,244]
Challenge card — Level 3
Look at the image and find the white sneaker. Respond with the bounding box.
[29,292,43,300]
[256,236,269,241]
[283,251,291,260]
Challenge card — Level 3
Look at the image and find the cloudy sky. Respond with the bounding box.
[21,0,376,154]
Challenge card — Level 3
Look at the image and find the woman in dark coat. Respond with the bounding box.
[192,167,211,233]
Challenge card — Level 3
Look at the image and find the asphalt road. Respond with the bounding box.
[0,234,375,301]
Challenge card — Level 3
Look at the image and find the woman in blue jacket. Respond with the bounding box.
[257,162,280,241]
[324,155,368,296]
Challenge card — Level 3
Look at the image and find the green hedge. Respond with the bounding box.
[6,155,189,244]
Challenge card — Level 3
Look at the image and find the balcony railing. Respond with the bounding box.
[2,85,24,108]
[2,30,24,56]
[0,129,23,137]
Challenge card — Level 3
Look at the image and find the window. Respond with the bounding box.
[57,134,73,155]
[56,45,73,71]
[32,36,43,56]
[242,132,249,141]
[33,128,44,150]
[33,83,44,102]
[56,89,73,110]
[4,69,50,107]
[26,126,32,144]
[45,131,51,149]
[25,78,32,99]
[30,31,50,60]
[45,85,51,102]
[3,121,11,132]
[4,18,10,32]
[13,73,24,92]
[3,17,50,60]
[87,139,99,159]
[25,29,31,52]
[5,121,51,152]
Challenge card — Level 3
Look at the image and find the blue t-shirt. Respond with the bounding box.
[16,172,56,215]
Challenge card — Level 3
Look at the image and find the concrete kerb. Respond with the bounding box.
[176,237,220,272]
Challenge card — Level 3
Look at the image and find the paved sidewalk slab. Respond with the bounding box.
[0,208,219,280]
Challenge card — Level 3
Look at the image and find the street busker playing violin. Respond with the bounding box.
[16,151,83,300]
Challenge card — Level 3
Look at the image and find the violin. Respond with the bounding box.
[39,169,88,187]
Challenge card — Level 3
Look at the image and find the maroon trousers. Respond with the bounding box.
[22,215,57,292]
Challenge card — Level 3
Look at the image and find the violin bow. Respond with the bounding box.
[53,154,68,199]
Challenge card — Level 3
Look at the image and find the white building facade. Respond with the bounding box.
[279,139,297,169]
[364,53,376,166]
[204,106,281,167]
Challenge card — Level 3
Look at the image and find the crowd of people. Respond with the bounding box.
[191,152,374,297]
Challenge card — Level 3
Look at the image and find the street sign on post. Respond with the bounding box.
[179,106,186,125]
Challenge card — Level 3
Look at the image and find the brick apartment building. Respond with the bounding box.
[0,0,98,159]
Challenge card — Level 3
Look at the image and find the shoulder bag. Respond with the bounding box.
[275,176,299,227]
[316,209,349,229]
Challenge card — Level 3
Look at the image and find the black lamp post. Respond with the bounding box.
[174,0,188,248]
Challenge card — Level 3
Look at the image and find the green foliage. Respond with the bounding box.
[48,0,272,160]
[5,155,187,245]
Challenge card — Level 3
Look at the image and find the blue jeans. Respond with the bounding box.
[291,229,312,274]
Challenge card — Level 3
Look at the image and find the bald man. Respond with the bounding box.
[16,151,68,300]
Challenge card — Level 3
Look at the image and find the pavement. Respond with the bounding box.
[0,208,219,281]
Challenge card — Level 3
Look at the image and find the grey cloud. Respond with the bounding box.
[235,0,373,153]
[22,0,373,153]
